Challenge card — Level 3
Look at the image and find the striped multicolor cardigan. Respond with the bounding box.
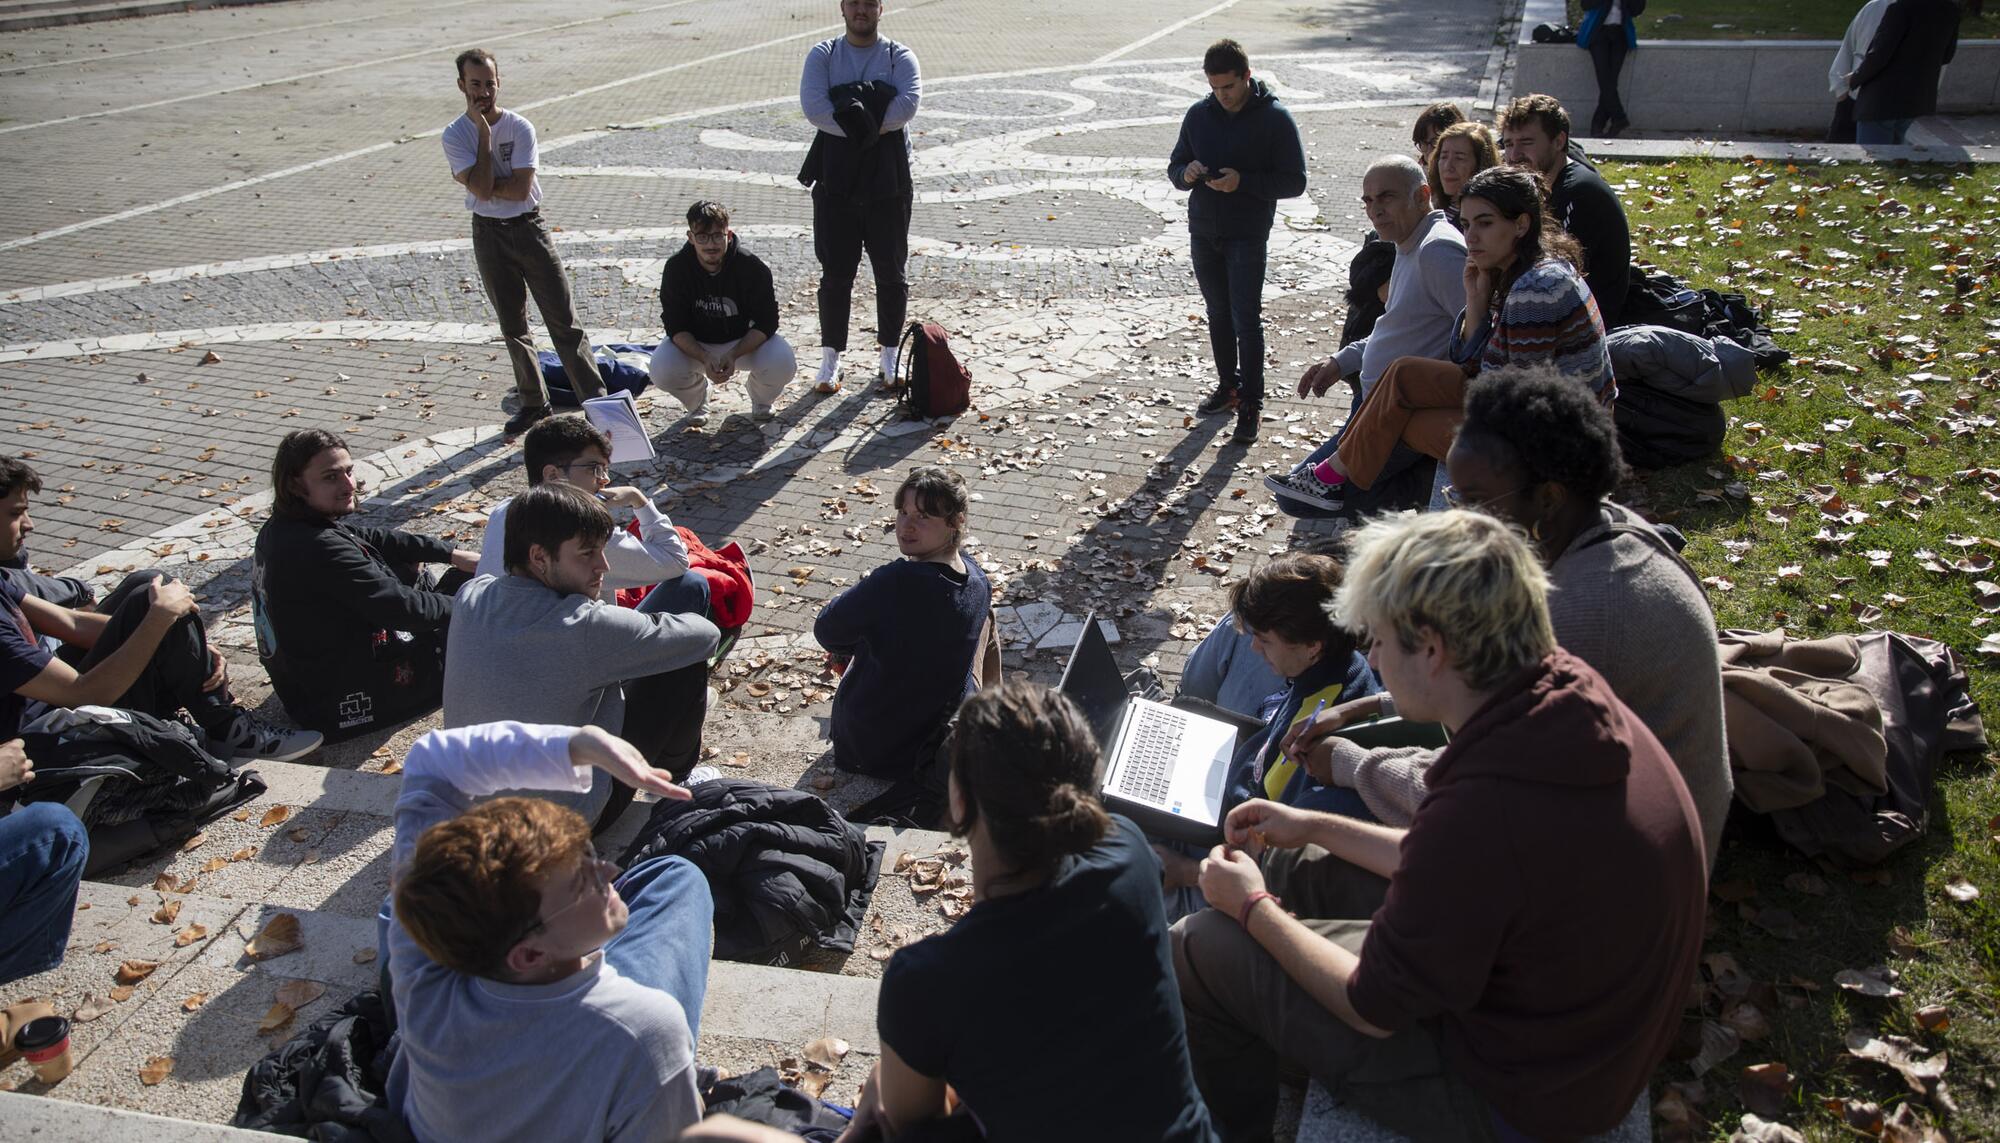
[1451,257,1615,400]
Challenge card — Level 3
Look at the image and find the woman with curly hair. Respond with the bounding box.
[1289,364,1731,871]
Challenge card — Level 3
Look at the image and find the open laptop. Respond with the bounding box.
[1058,614,1239,846]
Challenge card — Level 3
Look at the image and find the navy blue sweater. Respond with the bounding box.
[815,555,990,779]
[1166,80,1308,240]
[1223,650,1381,810]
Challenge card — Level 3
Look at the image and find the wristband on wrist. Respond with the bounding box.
[1238,891,1280,929]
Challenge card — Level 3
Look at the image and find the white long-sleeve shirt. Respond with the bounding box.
[477,495,690,589]
[385,722,701,1143]
[1831,0,1890,98]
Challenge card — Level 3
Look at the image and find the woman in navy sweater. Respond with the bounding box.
[815,465,990,781]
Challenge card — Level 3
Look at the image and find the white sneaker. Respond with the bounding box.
[1263,467,1345,511]
[814,348,840,393]
[750,403,775,423]
[685,403,709,426]
[683,765,723,786]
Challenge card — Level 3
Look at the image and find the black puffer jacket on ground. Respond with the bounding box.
[621,778,885,967]
[233,989,411,1142]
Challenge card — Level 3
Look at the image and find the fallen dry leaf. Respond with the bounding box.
[1745,906,1808,940]
[1737,1062,1795,1117]
[199,856,228,874]
[257,1001,297,1035]
[180,831,208,852]
[259,805,293,828]
[1835,966,1905,999]
[1721,1002,1772,1042]
[1916,1004,1951,1032]
[1729,1113,1804,1143]
[352,947,378,965]
[1942,877,1979,903]
[1880,1102,1947,1142]
[275,979,326,1009]
[174,923,208,948]
[152,898,182,925]
[1822,1098,1883,1135]
[73,994,117,1022]
[244,913,304,961]
[1846,1029,1949,1100]
[1780,872,1828,897]
[1689,1020,1742,1077]
[152,872,192,894]
[109,984,136,1002]
[230,846,257,862]
[115,959,161,984]
[182,992,208,1012]
[92,939,118,954]
[802,1036,849,1071]
[139,1056,175,1085]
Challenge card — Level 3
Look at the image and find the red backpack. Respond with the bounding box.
[895,321,972,419]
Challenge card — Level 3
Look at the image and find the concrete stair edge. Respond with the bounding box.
[0,0,290,34]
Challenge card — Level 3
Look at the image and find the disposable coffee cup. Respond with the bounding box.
[14,1015,74,1084]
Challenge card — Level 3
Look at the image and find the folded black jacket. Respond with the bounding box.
[622,777,884,967]
[252,512,453,740]
[798,79,912,201]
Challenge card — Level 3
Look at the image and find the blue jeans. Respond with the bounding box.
[0,803,89,986]
[1856,118,1915,145]
[604,855,714,1041]
[635,570,712,619]
[1190,234,1269,403]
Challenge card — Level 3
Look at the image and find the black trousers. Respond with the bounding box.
[813,190,912,352]
[81,570,235,734]
[620,660,709,778]
[1588,32,1631,131]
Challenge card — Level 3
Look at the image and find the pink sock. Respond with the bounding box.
[1311,460,1348,486]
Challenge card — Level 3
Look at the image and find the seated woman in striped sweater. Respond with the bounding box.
[1277,165,1612,512]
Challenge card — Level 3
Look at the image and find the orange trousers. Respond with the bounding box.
[1333,355,1470,490]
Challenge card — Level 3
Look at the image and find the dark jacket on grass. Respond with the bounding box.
[1851,0,1961,122]
[1167,80,1307,240]
[1344,650,1706,1138]
[252,512,453,740]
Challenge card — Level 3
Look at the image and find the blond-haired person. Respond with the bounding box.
[1170,510,1705,1141]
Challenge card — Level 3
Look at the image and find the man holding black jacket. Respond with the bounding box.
[649,200,797,425]
[799,0,921,396]
[1169,39,1308,445]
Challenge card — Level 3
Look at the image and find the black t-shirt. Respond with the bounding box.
[0,577,53,740]
[877,816,1218,1143]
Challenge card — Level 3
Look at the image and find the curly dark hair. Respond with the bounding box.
[1459,364,1625,502]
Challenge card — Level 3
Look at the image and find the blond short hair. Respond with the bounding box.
[1330,511,1554,692]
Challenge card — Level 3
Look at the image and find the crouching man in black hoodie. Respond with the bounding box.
[648,200,796,426]
[1169,39,1307,446]
[252,429,480,742]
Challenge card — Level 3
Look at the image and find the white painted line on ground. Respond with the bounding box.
[0,0,485,75]
[1091,0,1245,65]
[0,0,715,136]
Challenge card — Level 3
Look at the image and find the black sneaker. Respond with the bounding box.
[214,709,323,763]
[1264,466,1345,511]
[1231,402,1261,444]
[1196,384,1239,417]
[503,404,553,437]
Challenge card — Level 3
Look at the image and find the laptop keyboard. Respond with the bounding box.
[1117,706,1186,805]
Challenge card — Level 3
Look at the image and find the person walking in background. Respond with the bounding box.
[1848,0,1963,145]
[1578,0,1645,138]
[443,49,606,437]
[799,0,921,395]
[1169,39,1308,445]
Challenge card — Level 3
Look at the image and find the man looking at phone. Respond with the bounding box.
[1168,39,1307,445]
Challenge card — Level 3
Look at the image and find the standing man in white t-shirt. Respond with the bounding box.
[443,49,606,438]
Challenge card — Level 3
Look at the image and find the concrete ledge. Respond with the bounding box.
[0,0,293,34]
[0,1091,280,1139]
[1513,0,2000,133]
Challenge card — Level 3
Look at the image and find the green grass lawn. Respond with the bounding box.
[1565,0,2000,41]
[1599,156,1999,1139]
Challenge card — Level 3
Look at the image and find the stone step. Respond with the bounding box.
[0,0,289,33]
[6,883,883,1128]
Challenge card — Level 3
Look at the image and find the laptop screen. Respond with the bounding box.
[1057,613,1128,751]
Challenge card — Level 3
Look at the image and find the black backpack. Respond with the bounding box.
[10,706,266,876]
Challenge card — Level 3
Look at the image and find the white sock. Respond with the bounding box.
[815,347,839,383]
[879,344,898,379]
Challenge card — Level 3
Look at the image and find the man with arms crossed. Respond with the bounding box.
[800,0,921,394]
[386,720,711,1141]
[445,48,607,437]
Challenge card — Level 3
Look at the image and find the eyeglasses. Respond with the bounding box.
[1442,483,1531,510]
[508,847,612,949]
[561,461,610,480]
[688,232,730,246]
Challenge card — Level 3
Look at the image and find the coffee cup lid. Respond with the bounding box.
[13,1015,70,1052]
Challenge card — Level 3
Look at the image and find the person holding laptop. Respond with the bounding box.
[840,681,1218,1143]
[1170,510,1705,1140]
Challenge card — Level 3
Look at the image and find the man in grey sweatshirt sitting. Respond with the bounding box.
[1267,155,1465,512]
[446,484,718,830]
[387,720,711,1142]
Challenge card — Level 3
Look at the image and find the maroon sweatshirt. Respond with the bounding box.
[1344,650,1706,1139]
